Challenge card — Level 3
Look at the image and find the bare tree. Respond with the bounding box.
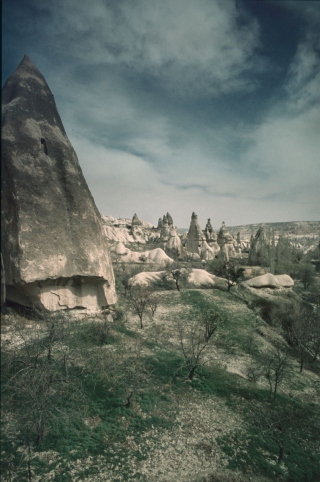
[164,261,191,292]
[208,259,244,292]
[1,310,83,449]
[148,295,159,320]
[177,308,220,380]
[224,261,245,292]
[257,403,293,464]
[289,306,320,371]
[128,285,156,328]
[263,344,289,400]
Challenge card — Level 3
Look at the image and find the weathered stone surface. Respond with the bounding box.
[165,227,182,258]
[217,222,235,261]
[274,274,294,288]
[186,212,206,255]
[1,55,116,310]
[129,268,227,290]
[248,225,270,266]
[132,213,142,226]
[243,273,294,289]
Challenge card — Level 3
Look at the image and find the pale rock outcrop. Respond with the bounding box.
[186,212,206,255]
[104,225,135,244]
[217,222,236,261]
[234,232,246,253]
[204,219,220,258]
[131,213,145,241]
[204,219,215,242]
[165,227,182,258]
[1,55,116,310]
[111,246,173,264]
[145,248,173,264]
[243,273,294,289]
[158,212,182,257]
[129,268,227,290]
[160,212,173,227]
[129,271,166,287]
[274,274,295,288]
[112,242,128,256]
[200,241,216,261]
[160,221,171,243]
[102,216,156,244]
[187,269,227,290]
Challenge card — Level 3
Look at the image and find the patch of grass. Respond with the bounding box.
[113,323,139,338]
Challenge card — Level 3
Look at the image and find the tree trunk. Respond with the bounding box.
[300,355,304,373]
[125,392,133,408]
[188,366,197,380]
[278,445,284,463]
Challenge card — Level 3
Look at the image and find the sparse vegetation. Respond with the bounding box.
[1,278,320,481]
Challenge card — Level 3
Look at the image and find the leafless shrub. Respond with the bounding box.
[177,308,221,380]
[128,285,157,328]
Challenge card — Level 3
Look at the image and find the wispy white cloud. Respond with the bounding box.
[3,0,319,227]
[28,0,263,96]
[285,34,320,113]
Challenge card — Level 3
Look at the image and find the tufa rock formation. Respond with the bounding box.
[186,212,205,255]
[186,213,218,260]
[217,222,236,261]
[204,219,214,241]
[1,55,116,310]
[248,225,270,266]
[132,213,142,226]
[157,213,182,258]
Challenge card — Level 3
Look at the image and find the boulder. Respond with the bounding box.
[129,271,166,287]
[187,269,227,289]
[145,248,173,264]
[1,55,116,310]
[275,274,294,288]
[113,242,128,255]
[129,268,227,290]
[244,273,294,289]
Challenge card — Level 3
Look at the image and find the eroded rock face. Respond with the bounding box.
[243,273,294,289]
[165,227,182,258]
[217,222,235,261]
[1,55,116,310]
[248,225,270,266]
[186,212,205,255]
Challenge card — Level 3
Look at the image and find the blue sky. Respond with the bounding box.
[2,0,320,228]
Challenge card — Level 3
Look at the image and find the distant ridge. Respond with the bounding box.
[178,221,320,236]
[227,221,320,237]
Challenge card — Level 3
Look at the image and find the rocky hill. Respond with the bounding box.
[227,221,320,238]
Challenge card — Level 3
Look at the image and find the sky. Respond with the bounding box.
[2,0,320,229]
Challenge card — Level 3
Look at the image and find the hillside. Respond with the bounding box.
[2,279,320,481]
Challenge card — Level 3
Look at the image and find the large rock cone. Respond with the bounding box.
[1,55,116,310]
